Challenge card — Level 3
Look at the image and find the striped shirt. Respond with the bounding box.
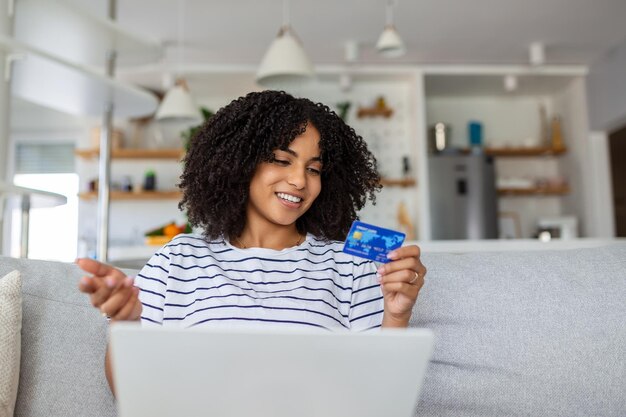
[136,233,384,331]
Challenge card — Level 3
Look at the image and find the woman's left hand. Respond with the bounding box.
[378,245,426,327]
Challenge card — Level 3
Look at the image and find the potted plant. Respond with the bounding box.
[181,107,214,151]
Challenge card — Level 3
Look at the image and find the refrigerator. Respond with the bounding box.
[428,153,498,239]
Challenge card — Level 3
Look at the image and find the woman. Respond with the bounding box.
[78,90,426,394]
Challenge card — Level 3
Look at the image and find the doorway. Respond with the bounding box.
[609,125,626,236]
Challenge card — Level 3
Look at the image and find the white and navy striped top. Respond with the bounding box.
[136,233,384,331]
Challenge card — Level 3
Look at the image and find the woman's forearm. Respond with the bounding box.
[105,342,116,397]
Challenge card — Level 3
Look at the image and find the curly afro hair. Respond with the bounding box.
[178,90,381,242]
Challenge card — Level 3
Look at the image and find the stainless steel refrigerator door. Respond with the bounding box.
[428,154,498,239]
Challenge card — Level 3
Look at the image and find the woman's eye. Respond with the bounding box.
[307,167,321,175]
[273,159,289,166]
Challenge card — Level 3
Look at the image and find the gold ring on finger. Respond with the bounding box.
[409,271,419,284]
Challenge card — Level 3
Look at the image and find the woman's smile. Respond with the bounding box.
[276,192,304,208]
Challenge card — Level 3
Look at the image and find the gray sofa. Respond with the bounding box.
[2,244,625,417]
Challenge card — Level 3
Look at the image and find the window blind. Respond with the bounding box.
[15,143,75,174]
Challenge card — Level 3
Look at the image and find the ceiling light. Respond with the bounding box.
[345,40,359,63]
[155,0,201,122]
[529,42,545,66]
[256,0,314,87]
[376,0,405,58]
[155,78,201,121]
[504,75,518,92]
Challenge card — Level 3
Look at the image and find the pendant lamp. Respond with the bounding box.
[155,0,201,122]
[256,0,314,87]
[155,78,201,121]
[376,0,406,58]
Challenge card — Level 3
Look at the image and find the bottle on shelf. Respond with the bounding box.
[550,115,565,151]
[539,103,550,147]
[143,170,157,191]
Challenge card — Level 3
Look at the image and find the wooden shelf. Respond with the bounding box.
[498,185,570,196]
[380,178,416,187]
[75,148,184,160]
[486,146,566,156]
[461,146,567,156]
[357,107,394,118]
[79,190,182,201]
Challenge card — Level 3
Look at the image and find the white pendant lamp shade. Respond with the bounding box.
[256,26,314,87]
[155,78,202,122]
[376,25,406,58]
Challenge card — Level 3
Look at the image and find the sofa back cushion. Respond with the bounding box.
[0,270,22,417]
[0,257,118,417]
[411,244,626,417]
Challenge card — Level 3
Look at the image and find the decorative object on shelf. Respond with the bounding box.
[550,115,565,151]
[144,220,191,245]
[536,216,578,240]
[498,212,522,239]
[429,122,451,153]
[88,178,98,192]
[181,107,214,152]
[376,0,405,58]
[256,0,314,87]
[336,101,351,121]
[90,127,123,150]
[396,202,415,241]
[143,170,156,191]
[121,176,133,193]
[539,103,549,147]
[402,156,411,177]
[357,96,393,118]
[521,136,540,148]
[468,121,483,153]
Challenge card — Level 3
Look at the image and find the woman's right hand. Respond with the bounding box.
[77,258,142,322]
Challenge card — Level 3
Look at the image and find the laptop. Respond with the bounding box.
[110,323,434,417]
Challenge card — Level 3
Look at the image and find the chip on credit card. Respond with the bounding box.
[342,221,405,263]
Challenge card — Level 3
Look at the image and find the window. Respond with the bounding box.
[10,143,78,261]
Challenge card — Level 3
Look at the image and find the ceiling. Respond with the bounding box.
[71,0,626,68]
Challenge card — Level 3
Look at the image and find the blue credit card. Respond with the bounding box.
[342,221,405,263]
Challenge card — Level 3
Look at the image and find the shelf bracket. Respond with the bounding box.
[4,52,26,82]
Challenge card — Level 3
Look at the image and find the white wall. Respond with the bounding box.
[587,39,626,132]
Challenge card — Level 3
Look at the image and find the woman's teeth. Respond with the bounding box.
[277,193,302,203]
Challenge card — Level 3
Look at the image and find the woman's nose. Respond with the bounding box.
[287,166,306,189]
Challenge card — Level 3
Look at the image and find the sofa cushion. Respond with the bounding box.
[0,270,21,417]
[0,257,117,417]
[411,244,626,417]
